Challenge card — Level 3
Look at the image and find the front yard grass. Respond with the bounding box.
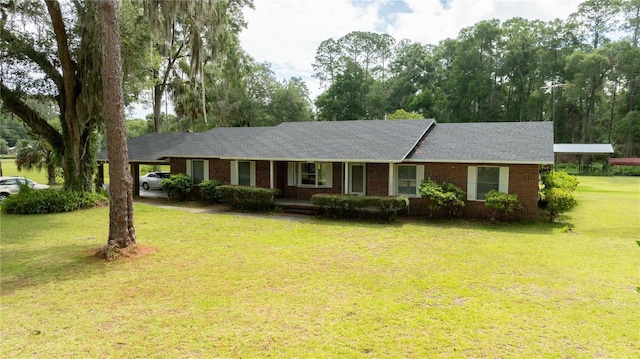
[1,176,638,357]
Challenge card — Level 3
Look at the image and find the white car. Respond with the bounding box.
[0,176,50,202]
[139,172,170,190]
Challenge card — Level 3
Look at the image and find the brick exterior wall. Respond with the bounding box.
[170,158,186,175]
[279,162,343,199]
[209,159,231,184]
[366,163,389,196]
[407,162,540,220]
[169,157,540,220]
[255,161,271,188]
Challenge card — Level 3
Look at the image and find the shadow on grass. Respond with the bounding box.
[398,214,572,236]
[1,243,109,296]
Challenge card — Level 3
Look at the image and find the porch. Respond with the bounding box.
[274,198,318,215]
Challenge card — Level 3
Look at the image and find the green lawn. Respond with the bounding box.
[0,159,49,184]
[1,176,638,357]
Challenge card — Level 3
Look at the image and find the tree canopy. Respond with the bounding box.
[312,0,640,156]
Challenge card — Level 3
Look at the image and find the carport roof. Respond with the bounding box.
[96,132,191,163]
[553,144,614,155]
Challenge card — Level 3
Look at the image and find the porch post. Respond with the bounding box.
[388,163,394,196]
[344,162,349,194]
[270,160,274,189]
[131,163,140,198]
[96,162,105,190]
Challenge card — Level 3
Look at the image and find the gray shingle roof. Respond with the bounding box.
[155,119,435,162]
[407,121,554,164]
[103,120,554,164]
[96,132,191,163]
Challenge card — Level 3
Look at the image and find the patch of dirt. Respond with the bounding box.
[92,243,157,261]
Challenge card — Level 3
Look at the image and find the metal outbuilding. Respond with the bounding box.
[553,143,615,173]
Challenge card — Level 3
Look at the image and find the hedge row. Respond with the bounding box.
[2,189,108,214]
[216,185,280,211]
[311,194,408,221]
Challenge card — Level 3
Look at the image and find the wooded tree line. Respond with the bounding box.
[2,0,640,194]
[313,0,640,157]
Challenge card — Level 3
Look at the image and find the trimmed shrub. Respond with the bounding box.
[217,185,280,211]
[160,174,192,201]
[311,194,408,221]
[2,189,108,214]
[539,171,579,220]
[545,187,577,222]
[418,178,465,217]
[485,190,522,221]
[200,179,223,203]
[541,171,579,191]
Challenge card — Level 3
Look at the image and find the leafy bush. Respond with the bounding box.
[539,171,579,221]
[311,194,408,221]
[199,179,223,203]
[545,187,577,222]
[541,171,579,191]
[417,178,465,217]
[485,190,522,221]
[160,174,192,201]
[2,189,108,214]
[217,185,280,211]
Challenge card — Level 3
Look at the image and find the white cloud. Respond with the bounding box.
[238,0,584,101]
[390,0,582,44]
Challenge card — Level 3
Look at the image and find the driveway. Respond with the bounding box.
[139,188,169,198]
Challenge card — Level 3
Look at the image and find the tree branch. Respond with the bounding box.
[45,1,76,76]
[0,83,64,152]
[0,27,63,89]
[45,0,79,111]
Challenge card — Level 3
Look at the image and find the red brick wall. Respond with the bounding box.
[209,159,231,184]
[366,163,389,196]
[280,162,343,199]
[170,158,186,175]
[407,162,540,220]
[255,161,271,188]
[170,158,540,220]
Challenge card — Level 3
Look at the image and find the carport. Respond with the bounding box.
[553,143,615,174]
[609,157,640,175]
[96,132,190,198]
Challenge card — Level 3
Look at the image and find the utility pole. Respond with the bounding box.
[541,82,567,122]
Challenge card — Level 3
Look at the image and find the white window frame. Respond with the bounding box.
[186,159,209,185]
[346,163,366,195]
[287,162,333,188]
[467,166,509,201]
[394,164,424,198]
[230,160,256,187]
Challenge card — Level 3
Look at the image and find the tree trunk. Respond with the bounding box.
[46,0,95,192]
[99,0,136,249]
[46,152,56,185]
[153,76,163,133]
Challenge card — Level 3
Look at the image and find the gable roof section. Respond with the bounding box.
[159,119,435,162]
[236,119,435,162]
[408,121,554,164]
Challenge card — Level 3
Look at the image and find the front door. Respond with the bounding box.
[349,163,366,195]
